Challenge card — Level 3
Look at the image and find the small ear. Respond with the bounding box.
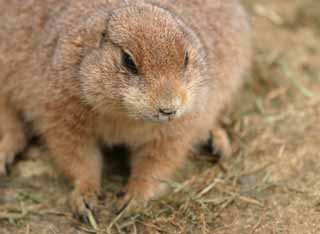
[67,9,110,50]
[52,11,109,73]
[80,13,110,50]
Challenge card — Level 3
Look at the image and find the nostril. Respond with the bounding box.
[159,108,177,116]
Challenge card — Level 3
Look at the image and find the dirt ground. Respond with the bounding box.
[1,0,320,233]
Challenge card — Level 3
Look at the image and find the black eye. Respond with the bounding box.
[122,50,138,75]
[101,31,107,40]
[100,31,108,46]
[184,51,189,69]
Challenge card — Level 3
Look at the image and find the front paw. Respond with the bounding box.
[115,181,164,215]
[208,127,232,159]
[69,188,101,224]
[115,192,146,215]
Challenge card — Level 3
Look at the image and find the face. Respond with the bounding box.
[80,4,207,123]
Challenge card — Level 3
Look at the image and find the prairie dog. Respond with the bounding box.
[0,0,251,220]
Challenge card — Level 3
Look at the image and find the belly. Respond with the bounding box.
[95,110,212,148]
[95,116,157,146]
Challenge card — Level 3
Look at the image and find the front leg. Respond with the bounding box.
[117,136,190,213]
[40,113,102,222]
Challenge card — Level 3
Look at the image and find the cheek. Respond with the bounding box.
[184,81,202,110]
[122,86,152,115]
[80,76,106,106]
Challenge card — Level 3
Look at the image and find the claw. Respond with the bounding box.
[0,152,16,177]
[5,162,11,175]
[0,161,8,177]
[115,190,150,217]
[69,189,100,226]
[116,191,125,198]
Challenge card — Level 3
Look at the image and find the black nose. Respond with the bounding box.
[159,108,177,116]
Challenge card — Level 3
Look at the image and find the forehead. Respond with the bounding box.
[108,4,187,74]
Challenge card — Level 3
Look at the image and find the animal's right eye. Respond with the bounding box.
[184,51,189,69]
[101,31,107,40]
[100,31,108,46]
[121,50,138,75]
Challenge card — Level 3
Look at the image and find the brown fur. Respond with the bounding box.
[0,0,251,219]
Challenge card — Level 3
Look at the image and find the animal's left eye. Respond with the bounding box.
[121,50,138,75]
[184,51,189,69]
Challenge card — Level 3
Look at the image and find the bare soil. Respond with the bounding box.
[1,0,320,233]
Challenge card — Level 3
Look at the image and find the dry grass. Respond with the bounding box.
[1,0,320,233]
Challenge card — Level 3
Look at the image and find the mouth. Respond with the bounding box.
[142,114,177,123]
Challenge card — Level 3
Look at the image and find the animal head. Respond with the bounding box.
[76,3,208,122]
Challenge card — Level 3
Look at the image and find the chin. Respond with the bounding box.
[143,115,171,123]
[142,112,186,124]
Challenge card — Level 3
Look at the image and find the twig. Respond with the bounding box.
[196,179,219,198]
[76,226,98,234]
[25,224,30,234]
[107,202,133,234]
[87,210,99,231]
[251,206,267,234]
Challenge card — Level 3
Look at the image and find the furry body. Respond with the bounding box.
[0,0,251,218]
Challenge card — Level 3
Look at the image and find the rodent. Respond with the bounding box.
[0,0,251,220]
